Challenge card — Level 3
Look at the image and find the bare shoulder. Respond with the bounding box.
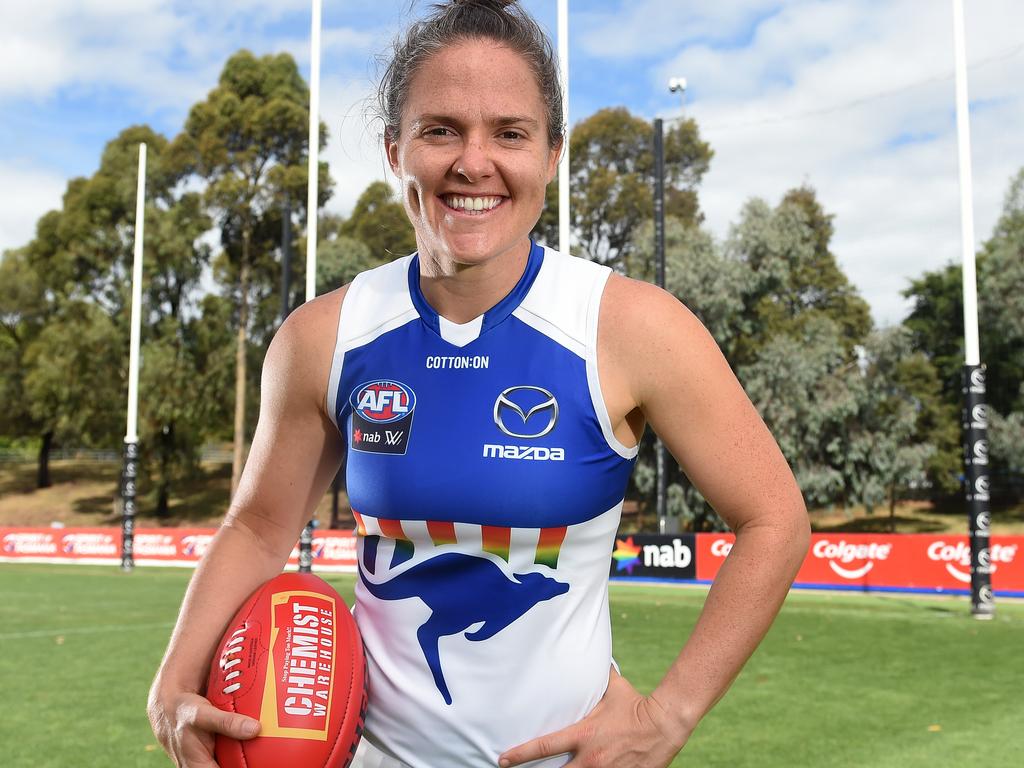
[262,284,350,415]
[599,272,723,408]
[601,272,705,336]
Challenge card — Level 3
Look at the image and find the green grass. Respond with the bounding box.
[0,565,1021,767]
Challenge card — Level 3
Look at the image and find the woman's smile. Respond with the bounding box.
[439,194,509,215]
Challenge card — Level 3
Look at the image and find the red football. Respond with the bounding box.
[207,572,367,768]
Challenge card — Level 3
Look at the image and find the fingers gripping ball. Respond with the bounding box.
[207,573,368,768]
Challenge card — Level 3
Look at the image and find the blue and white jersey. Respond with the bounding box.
[326,242,638,768]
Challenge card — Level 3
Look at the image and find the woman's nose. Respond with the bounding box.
[451,136,495,183]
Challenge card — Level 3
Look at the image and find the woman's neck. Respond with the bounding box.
[416,238,532,324]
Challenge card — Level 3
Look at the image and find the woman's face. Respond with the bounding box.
[386,38,560,269]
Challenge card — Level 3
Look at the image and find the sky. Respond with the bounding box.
[2,0,1022,328]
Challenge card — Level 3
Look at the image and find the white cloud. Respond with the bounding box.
[0,164,66,253]
[577,0,782,59]
[319,72,395,216]
[633,0,1024,327]
[0,0,393,254]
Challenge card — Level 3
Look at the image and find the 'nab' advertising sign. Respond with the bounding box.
[611,534,696,580]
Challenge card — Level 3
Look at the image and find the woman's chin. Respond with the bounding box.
[436,233,524,268]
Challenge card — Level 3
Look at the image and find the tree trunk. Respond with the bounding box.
[37,430,53,489]
[156,423,173,518]
[888,480,897,533]
[231,229,252,498]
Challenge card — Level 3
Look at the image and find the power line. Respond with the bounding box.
[701,42,1024,132]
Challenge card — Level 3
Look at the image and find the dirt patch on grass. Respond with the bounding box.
[808,497,1024,535]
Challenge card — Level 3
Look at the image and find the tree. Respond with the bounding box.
[902,168,1024,498]
[739,315,856,509]
[171,50,332,495]
[22,299,125,478]
[0,249,49,484]
[338,182,417,260]
[725,189,872,369]
[850,327,938,526]
[7,125,172,485]
[565,107,712,272]
[317,234,375,295]
[630,216,747,359]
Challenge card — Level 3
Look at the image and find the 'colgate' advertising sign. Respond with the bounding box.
[0,527,358,572]
[4,527,1022,595]
[695,533,1024,595]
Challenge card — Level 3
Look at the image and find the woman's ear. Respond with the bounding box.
[386,132,401,177]
[546,137,564,183]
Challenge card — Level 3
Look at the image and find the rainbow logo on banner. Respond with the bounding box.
[612,536,641,574]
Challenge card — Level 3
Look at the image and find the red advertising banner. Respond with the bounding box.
[695,532,1024,595]
[0,527,358,572]
[3,527,1021,594]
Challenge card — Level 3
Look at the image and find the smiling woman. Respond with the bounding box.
[384,38,558,301]
[147,2,810,768]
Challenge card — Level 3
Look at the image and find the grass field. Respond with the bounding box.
[1,564,1021,767]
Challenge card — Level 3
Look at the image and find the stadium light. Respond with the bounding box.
[951,0,994,619]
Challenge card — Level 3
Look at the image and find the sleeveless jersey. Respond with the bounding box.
[326,242,638,768]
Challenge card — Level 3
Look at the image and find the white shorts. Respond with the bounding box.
[350,735,412,768]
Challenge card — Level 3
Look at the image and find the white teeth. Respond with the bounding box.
[445,195,502,212]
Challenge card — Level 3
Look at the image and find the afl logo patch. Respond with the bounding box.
[350,380,416,455]
[352,381,416,423]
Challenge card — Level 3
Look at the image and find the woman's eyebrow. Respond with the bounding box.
[492,115,540,128]
[410,114,540,129]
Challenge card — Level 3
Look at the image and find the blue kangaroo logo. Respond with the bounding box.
[359,551,568,705]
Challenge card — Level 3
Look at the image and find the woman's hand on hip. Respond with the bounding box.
[498,669,686,768]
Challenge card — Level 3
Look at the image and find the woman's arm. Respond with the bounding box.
[148,288,348,768]
[501,276,809,768]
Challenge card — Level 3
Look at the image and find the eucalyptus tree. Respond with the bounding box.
[338,181,417,261]
[0,248,50,484]
[903,168,1024,496]
[725,188,872,369]
[170,50,332,494]
[553,107,712,272]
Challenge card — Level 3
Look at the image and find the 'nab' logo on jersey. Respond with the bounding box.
[350,380,416,455]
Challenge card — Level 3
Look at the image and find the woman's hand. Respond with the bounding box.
[148,687,260,768]
[499,669,687,768]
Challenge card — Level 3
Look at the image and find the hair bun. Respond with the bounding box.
[451,0,518,8]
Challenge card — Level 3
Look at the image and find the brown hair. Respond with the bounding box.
[377,0,564,148]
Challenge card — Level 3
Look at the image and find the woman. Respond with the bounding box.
[148,1,810,766]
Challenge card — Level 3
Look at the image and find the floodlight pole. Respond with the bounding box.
[653,118,669,533]
[557,0,570,254]
[654,80,686,534]
[952,0,993,618]
[298,0,323,574]
[121,143,146,572]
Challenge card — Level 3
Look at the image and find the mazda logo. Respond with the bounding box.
[493,386,558,439]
